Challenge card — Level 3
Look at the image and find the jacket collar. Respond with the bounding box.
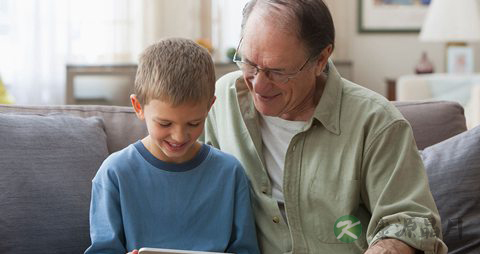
[312,60,343,135]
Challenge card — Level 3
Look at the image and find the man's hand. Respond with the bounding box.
[365,239,416,254]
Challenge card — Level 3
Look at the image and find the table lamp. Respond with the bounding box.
[419,0,480,73]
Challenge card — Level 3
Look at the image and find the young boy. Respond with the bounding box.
[85,38,259,254]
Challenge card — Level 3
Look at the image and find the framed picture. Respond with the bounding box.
[358,0,431,33]
[447,46,474,74]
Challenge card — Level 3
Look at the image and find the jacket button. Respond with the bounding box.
[273,216,280,224]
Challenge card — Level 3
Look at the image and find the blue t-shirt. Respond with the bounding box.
[85,141,259,254]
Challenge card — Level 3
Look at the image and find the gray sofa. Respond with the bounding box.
[0,101,478,253]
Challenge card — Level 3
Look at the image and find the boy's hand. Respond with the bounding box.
[127,250,139,254]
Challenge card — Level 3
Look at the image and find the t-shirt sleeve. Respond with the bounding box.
[225,164,260,254]
[85,163,127,254]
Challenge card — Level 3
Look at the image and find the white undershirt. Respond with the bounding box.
[260,114,307,203]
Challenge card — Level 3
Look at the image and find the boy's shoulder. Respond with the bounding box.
[103,142,138,164]
[204,145,246,174]
[95,143,140,176]
[206,145,239,164]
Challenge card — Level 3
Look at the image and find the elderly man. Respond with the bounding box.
[203,0,447,253]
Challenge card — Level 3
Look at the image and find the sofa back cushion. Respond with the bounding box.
[0,105,147,153]
[0,101,466,152]
[0,113,109,254]
[393,101,467,150]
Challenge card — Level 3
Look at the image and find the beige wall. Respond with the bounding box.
[139,0,211,50]
[325,0,480,96]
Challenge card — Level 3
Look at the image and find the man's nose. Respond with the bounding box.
[251,71,273,94]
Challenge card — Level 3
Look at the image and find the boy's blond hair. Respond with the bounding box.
[134,38,215,107]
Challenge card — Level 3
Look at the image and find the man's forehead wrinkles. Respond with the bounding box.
[240,45,287,71]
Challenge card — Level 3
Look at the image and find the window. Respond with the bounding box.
[0,0,140,104]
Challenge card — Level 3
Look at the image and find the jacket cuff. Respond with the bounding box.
[370,217,447,254]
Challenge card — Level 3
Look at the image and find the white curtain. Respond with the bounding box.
[0,0,140,105]
[0,0,216,105]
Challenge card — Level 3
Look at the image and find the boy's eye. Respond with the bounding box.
[158,122,171,127]
[188,123,200,127]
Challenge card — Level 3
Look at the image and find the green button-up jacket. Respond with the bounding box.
[203,62,447,254]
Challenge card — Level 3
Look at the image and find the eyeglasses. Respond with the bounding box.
[232,40,312,85]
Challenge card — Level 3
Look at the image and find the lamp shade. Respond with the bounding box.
[420,0,480,42]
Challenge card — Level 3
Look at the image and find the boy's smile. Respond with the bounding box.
[164,140,188,151]
[132,97,212,164]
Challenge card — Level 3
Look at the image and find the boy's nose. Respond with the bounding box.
[171,128,188,143]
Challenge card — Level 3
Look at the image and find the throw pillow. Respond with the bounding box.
[0,113,109,254]
[421,125,480,253]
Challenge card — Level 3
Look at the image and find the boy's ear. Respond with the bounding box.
[130,94,145,120]
[208,96,216,111]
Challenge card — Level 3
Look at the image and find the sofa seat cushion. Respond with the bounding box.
[421,125,480,253]
[0,113,108,254]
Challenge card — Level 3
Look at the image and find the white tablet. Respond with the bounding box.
[138,247,231,254]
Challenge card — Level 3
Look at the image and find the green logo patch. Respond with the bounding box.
[334,215,362,243]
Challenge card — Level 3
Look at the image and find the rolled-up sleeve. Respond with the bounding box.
[361,120,447,254]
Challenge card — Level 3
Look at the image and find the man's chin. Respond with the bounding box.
[253,100,281,117]
[256,107,280,117]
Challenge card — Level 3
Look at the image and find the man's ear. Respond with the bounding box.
[314,44,333,76]
[130,94,145,120]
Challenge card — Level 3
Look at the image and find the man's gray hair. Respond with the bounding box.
[241,0,335,58]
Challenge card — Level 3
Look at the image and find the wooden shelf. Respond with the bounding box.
[66,64,137,105]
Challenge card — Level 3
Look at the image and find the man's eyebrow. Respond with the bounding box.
[243,57,285,72]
